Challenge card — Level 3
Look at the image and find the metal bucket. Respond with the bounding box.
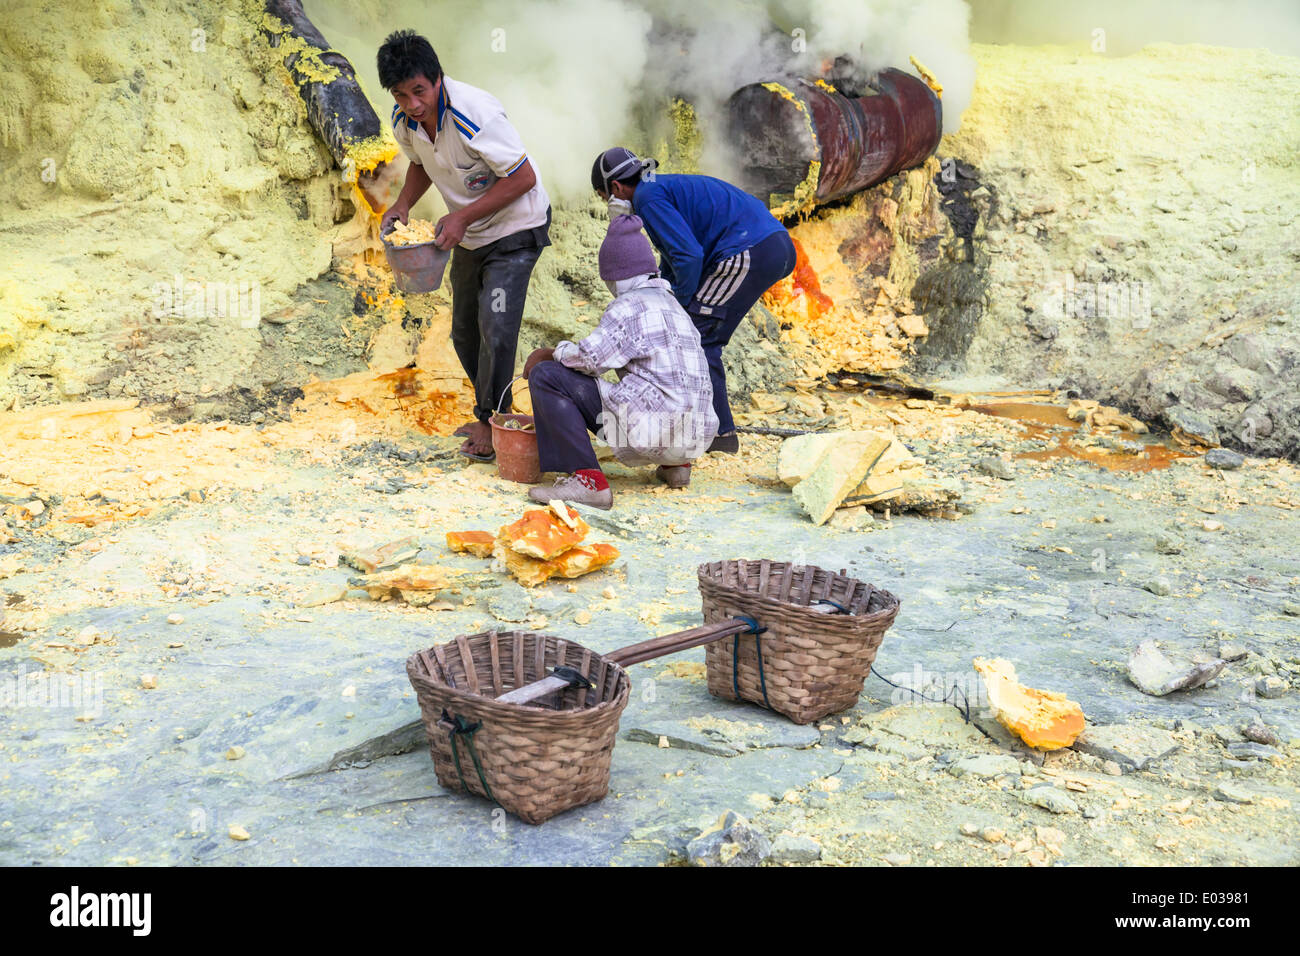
[381,226,451,294]
[491,377,540,483]
[492,413,540,483]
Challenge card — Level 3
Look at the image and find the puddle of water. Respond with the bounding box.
[1017,436,1192,473]
[971,401,1192,472]
[970,402,1076,429]
[797,386,1193,474]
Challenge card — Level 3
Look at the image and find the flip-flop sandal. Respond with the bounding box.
[460,446,496,463]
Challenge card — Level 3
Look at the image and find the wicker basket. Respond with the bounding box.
[699,559,900,724]
[405,630,630,824]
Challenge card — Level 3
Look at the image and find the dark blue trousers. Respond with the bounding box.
[687,230,796,435]
[529,360,603,474]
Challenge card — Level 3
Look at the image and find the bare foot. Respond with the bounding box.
[459,421,494,459]
[452,419,478,438]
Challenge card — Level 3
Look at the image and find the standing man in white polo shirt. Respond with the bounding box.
[378,30,551,461]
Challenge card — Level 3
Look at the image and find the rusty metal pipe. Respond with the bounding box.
[725,67,942,215]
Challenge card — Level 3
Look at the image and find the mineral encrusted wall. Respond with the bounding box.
[933,43,1300,459]
[3,14,1297,460]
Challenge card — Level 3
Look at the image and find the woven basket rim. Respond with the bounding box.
[696,559,900,625]
[405,630,630,726]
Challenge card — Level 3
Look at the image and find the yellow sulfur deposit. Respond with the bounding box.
[909,56,943,99]
[345,134,399,182]
[387,219,441,246]
[974,657,1086,751]
[500,507,590,561]
[493,537,620,589]
[446,531,496,559]
[651,98,703,173]
[762,157,947,378]
[775,159,821,222]
[0,0,383,409]
[760,81,822,219]
[260,13,343,84]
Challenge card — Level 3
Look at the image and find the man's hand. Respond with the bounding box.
[523,347,555,378]
[434,211,468,250]
[381,202,410,233]
[437,162,535,249]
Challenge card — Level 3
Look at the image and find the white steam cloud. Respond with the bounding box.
[310,0,976,203]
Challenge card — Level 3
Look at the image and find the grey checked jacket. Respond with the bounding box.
[553,275,719,466]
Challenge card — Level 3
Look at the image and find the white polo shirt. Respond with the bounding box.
[392,76,550,250]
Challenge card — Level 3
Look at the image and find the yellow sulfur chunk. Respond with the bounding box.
[974,657,1086,750]
[387,219,441,246]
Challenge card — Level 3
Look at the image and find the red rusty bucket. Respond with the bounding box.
[491,377,540,483]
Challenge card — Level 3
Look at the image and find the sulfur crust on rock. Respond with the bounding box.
[974,657,1086,751]
[446,530,495,559]
[500,507,590,561]
[0,0,364,409]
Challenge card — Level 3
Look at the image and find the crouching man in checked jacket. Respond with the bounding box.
[521,214,719,511]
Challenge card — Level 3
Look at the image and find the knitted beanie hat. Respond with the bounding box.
[598,214,658,281]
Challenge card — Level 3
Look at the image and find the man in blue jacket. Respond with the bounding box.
[592,147,795,455]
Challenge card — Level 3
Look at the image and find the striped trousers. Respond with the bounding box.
[686,230,796,434]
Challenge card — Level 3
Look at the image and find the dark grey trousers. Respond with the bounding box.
[448,217,549,422]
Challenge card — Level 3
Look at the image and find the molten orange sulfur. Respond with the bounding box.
[764,235,833,320]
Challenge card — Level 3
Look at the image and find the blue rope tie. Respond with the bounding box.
[732,615,772,710]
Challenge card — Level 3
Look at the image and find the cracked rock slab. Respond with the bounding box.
[1072,723,1180,771]
[624,716,819,757]
[1127,639,1227,696]
[950,754,1023,777]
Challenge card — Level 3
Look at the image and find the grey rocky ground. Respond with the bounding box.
[1,404,1297,866]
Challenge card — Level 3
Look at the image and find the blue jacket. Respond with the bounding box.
[632,174,786,308]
